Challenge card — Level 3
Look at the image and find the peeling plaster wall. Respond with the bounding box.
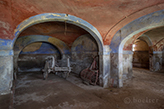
[0,38,13,94]
[122,51,133,81]
[0,0,13,39]
[102,45,111,88]
[0,56,13,94]
[150,38,164,72]
[150,52,163,72]
[18,22,88,47]
[111,51,133,86]
[71,34,98,74]
[18,42,61,72]
[110,53,119,87]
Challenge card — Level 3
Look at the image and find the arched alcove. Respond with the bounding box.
[71,34,99,75]
[17,42,61,72]
[12,13,107,87]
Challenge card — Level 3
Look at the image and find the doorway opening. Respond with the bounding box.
[132,38,150,69]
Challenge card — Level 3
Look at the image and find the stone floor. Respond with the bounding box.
[0,93,13,109]
[1,68,164,109]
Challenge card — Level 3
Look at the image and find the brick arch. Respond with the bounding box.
[13,13,108,87]
[13,35,70,72]
[110,9,164,87]
[14,35,70,59]
[104,3,164,45]
[13,13,103,52]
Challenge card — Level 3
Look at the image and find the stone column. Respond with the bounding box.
[110,50,133,88]
[150,51,163,72]
[101,45,111,88]
[110,53,119,87]
[122,50,133,81]
[0,49,13,95]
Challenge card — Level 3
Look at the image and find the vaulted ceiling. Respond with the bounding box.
[1,0,164,45]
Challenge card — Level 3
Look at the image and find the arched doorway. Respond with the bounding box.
[132,38,150,69]
[13,35,70,74]
[110,9,164,87]
[17,42,61,73]
[13,13,106,86]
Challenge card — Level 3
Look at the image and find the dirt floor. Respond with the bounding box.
[1,68,164,109]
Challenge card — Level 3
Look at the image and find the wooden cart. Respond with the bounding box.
[42,56,72,80]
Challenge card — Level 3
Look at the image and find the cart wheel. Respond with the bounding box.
[90,70,98,85]
[43,61,49,80]
[80,69,96,85]
[62,72,69,79]
[80,68,89,80]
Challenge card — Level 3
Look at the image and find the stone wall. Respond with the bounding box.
[0,39,13,95]
[17,42,61,72]
[110,51,133,87]
[110,53,119,87]
[0,56,13,95]
[71,34,98,74]
[122,51,133,81]
[150,52,163,72]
